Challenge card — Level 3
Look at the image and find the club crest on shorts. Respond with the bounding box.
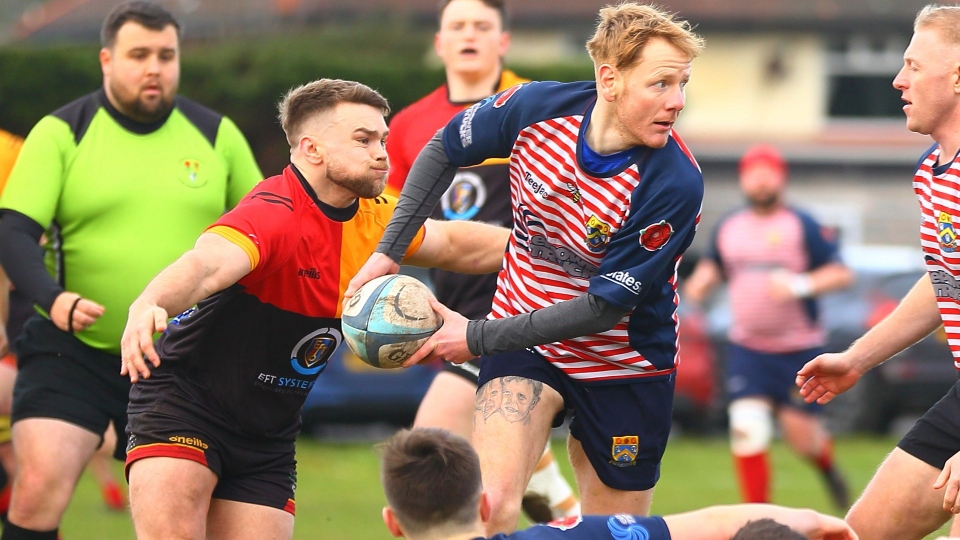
[638,220,673,251]
[610,435,639,467]
[938,211,957,252]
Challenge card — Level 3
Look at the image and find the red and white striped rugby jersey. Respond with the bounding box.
[442,81,704,382]
[914,144,960,370]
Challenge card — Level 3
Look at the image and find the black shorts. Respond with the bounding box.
[898,378,960,469]
[442,358,481,385]
[12,315,129,459]
[126,372,297,514]
[478,349,674,491]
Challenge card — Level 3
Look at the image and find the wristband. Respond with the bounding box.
[788,274,815,299]
[66,296,82,334]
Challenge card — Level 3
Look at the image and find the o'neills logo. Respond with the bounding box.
[169,436,208,450]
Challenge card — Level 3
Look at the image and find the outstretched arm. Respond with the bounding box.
[664,504,856,540]
[121,232,253,382]
[403,219,509,274]
[797,272,942,404]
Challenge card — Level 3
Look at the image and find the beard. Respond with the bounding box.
[747,192,780,211]
[326,162,387,199]
[110,80,175,123]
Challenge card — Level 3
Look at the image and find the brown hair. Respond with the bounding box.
[915,4,960,46]
[586,2,704,71]
[731,519,806,540]
[101,1,180,48]
[379,428,482,535]
[438,0,508,29]
[278,78,390,147]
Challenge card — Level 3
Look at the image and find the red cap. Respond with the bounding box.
[739,144,787,176]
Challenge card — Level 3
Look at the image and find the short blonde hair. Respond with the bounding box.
[915,4,960,47]
[586,2,704,71]
[278,78,389,148]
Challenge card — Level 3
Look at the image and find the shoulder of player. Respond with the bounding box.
[487,80,595,115]
[172,96,226,148]
[915,142,941,172]
[46,90,103,145]
[643,137,703,186]
[236,172,301,214]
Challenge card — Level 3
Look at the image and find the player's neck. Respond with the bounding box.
[585,101,633,154]
[937,140,960,167]
[446,68,501,103]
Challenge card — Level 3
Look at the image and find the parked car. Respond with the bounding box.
[691,245,956,435]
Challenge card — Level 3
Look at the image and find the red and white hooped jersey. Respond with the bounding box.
[915,144,960,370]
[443,81,704,382]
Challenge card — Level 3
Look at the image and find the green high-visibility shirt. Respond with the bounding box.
[0,89,263,354]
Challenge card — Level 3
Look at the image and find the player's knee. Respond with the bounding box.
[729,399,774,456]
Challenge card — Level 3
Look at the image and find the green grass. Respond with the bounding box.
[57,435,952,539]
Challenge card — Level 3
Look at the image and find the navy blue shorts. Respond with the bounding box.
[478,349,674,491]
[725,343,823,413]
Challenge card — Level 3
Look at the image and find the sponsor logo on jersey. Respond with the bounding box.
[585,215,611,252]
[459,102,480,148]
[168,436,209,450]
[180,158,207,188]
[939,211,958,252]
[638,220,673,251]
[298,268,322,280]
[600,270,642,294]
[607,515,651,540]
[610,435,639,467]
[493,83,525,108]
[931,269,960,301]
[523,171,549,198]
[514,204,598,279]
[289,327,342,376]
[565,182,582,204]
[169,306,197,326]
[547,515,583,530]
[441,171,487,220]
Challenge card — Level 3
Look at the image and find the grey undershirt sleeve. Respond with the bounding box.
[465,293,631,357]
[377,131,458,262]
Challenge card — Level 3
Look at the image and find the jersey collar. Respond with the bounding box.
[97,88,173,135]
[288,164,359,222]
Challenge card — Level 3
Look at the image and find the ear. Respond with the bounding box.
[954,63,960,95]
[499,31,511,58]
[434,31,443,57]
[383,507,405,538]
[99,47,112,78]
[297,135,324,165]
[596,63,619,103]
[479,491,492,525]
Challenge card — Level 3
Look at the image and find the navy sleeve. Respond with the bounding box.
[505,515,670,539]
[588,144,704,310]
[795,209,840,270]
[442,81,597,168]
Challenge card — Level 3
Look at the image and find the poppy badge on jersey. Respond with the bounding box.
[638,221,673,251]
[610,435,639,467]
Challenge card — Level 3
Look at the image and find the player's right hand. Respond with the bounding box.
[120,301,169,383]
[795,352,863,405]
[342,253,399,307]
[51,291,105,334]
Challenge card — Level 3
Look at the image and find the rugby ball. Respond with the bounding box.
[341,275,441,369]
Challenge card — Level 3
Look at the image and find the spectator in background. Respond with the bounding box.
[0,2,262,538]
[684,144,853,508]
[378,428,857,540]
[386,0,578,522]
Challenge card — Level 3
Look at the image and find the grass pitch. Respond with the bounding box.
[59,434,951,539]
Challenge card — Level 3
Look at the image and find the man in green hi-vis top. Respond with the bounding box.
[0,2,262,538]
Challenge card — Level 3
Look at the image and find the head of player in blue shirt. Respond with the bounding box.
[584,3,704,155]
[378,429,856,540]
